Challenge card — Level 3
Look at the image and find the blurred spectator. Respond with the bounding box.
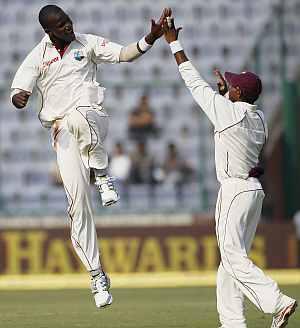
[130,141,156,184]
[109,142,131,183]
[163,142,194,185]
[179,125,191,145]
[109,142,131,205]
[128,94,159,141]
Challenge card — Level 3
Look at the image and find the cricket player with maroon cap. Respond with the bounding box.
[11,4,171,309]
[163,16,297,328]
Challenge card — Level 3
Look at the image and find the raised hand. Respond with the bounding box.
[157,8,172,29]
[162,17,182,44]
[145,8,172,44]
[12,91,31,109]
[214,69,228,96]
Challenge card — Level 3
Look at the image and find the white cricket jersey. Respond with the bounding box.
[178,61,268,183]
[11,33,123,127]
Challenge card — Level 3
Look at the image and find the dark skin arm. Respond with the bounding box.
[162,17,187,65]
[145,8,172,45]
[164,19,230,98]
[173,49,188,66]
[12,91,31,109]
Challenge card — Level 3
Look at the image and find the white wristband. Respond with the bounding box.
[169,40,183,54]
[137,36,152,54]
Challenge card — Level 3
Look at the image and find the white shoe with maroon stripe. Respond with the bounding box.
[271,299,297,328]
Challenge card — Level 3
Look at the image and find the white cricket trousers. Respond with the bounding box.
[215,177,286,328]
[51,106,109,272]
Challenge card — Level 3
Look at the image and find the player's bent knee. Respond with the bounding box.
[67,109,90,139]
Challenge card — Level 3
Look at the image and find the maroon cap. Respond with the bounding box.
[224,71,262,103]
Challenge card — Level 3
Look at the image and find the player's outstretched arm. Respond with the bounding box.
[119,7,171,62]
[162,17,236,129]
[162,17,187,66]
[145,7,172,45]
[11,90,31,109]
[11,45,40,109]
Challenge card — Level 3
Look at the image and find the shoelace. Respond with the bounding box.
[92,272,110,292]
[99,274,109,289]
[105,178,116,190]
[96,177,116,192]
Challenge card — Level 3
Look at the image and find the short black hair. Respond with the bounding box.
[39,5,63,29]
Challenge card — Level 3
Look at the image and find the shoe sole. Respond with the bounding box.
[97,294,113,309]
[103,197,120,207]
[277,301,298,328]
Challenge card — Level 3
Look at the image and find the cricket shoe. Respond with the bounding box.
[95,176,119,207]
[271,299,297,328]
[91,272,113,308]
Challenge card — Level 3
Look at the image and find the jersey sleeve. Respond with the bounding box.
[89,34,123,64]
[11,45,40,93]
[178,61,246,131]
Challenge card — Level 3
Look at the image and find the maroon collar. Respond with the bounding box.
[55,44,69,58]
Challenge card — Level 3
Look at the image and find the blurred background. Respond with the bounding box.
[0,0,300,277]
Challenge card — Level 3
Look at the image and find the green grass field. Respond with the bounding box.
[0,286,299,328]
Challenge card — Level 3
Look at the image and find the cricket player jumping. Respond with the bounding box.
[163,17,297,328]
[11,4,171,308]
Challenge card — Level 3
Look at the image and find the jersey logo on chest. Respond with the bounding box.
[74,50,85,61]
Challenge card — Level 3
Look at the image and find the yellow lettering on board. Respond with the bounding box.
[2,231,46,274]
[100,238,139,273]
[166,237,199,271]
[45,239,73,273]
[137,238,166,272]
[201,236,218,270]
